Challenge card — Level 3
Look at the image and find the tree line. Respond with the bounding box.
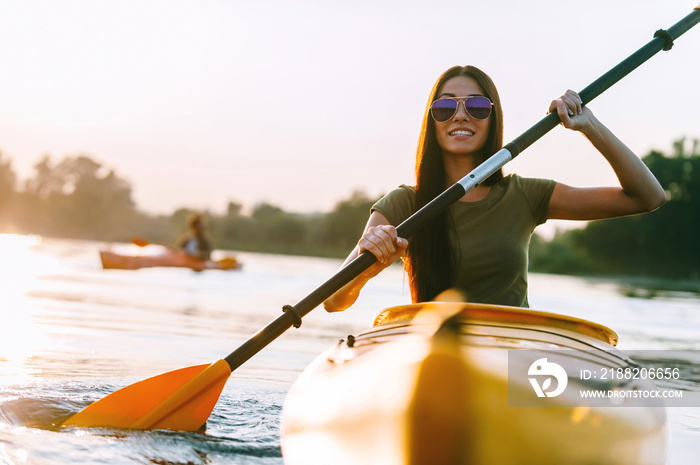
[0,138,698,280]
[0,152,378,258]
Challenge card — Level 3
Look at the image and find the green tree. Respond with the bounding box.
[529,231,600,275]
[323,190,379,253]
[250,202,309,251]
[65,157,136,239]
[0,151,17,229]
[532,138,700,279]
[211,201,258,251]
[20,154,137,240]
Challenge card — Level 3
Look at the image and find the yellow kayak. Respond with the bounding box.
[281,302,667,465]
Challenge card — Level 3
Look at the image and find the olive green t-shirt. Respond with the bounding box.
[371,174,556,307]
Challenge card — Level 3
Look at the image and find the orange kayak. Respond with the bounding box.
[99,250,241,271]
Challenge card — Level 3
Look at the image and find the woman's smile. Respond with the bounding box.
[448,129,475,137]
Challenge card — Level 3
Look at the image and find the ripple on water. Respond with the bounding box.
[0,380,286,465]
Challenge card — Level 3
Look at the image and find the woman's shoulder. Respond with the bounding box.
[378,184,416,201]
[501,173,556,191]
[395,184,416,197]
[501,173,557,223]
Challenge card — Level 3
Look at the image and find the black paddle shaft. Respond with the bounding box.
[224,7,700,371]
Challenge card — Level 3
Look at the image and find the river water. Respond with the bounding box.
[0,234,698,464]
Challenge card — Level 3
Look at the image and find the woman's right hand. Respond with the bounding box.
[323,213,406,313]
[358,224,408,267]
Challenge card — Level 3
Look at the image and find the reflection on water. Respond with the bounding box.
[1,382,284,465]
[0,235,699,464]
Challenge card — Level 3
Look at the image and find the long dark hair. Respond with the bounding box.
[405,65,504,302]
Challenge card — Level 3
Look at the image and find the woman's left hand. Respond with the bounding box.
[549,90,592,131]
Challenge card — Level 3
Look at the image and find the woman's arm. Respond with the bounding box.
[547,90,667,221]
[323,211,408,313]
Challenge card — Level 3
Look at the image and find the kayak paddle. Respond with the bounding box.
[61,6,700,431]
[131,237,152,247]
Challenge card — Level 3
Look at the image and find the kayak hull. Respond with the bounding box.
[281,302,667,465]
[99,250,241,271]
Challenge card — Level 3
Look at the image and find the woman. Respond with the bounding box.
[177,213,213,261]
[324,65,666,311]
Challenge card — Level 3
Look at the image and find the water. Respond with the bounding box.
[0,235,698,464]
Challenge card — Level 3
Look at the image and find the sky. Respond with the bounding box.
[1,0,698,236]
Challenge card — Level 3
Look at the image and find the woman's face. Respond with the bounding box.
[433,76,491,157]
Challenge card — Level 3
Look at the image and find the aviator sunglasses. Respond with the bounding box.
[430,96,493,122]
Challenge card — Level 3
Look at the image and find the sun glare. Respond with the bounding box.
[0,234,44,380]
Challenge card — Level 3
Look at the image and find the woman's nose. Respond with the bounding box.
[454,101,470,120]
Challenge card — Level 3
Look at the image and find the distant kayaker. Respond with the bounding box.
[178,213,213,261]
[324,65,666,311]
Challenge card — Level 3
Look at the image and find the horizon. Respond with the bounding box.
[1,1,699,237]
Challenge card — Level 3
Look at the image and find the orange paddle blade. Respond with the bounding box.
[131,237,151,247]
[215,257,240,270]
[62,360,231,431]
